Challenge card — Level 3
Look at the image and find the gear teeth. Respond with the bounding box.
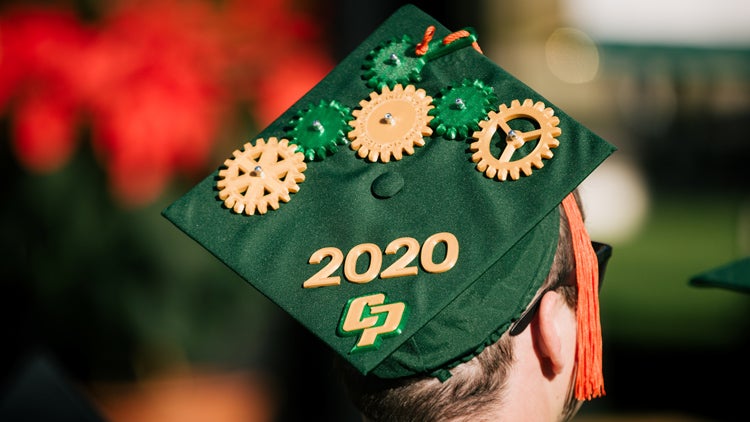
[216,137,306,215]
[474,157,488,172]
[512,167,523,180]
[267,196,281,210]
[286,99,351,161]
[485,165,497,179]
[361,36,425,89]
[469,98,561,181]
[428,78,497,141]
[348,84,434,163]
[498,167,509,181]
[521,161,534,176]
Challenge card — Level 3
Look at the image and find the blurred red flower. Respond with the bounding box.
[0,8,91,172]
[0,0,333,207]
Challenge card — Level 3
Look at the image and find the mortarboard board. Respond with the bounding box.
[162,3,615,393]
[690,257,750,294]
[0,354,106,422]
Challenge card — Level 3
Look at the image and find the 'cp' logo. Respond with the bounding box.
[338,293,408,353]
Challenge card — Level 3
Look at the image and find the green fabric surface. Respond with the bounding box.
[162,4,616,378]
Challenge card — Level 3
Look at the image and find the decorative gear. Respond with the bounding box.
[469,99,561,181]
[348,84,434,163]
[217,137,307,215]
[362,35,426,90]
[429,79,497,140]
[286,100,352,161]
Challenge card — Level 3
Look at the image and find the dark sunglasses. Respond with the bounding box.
[508,241,612,336]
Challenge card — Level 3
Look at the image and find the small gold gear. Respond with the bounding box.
[348,84,434,163]
[469,99,561,181]
[217,137,307,215]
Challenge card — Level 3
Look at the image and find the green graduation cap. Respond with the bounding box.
[163,4,616,382]
[690,257,750,294]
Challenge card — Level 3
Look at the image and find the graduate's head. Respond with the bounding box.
[163,4,616,419]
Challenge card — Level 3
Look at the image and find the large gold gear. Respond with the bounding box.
[348,84,434,163]
[217,137,307,215]
[469,99,561,181]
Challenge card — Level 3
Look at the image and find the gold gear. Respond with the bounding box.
[217,137,307,215]
[348,84,434,163]
[469,99,561,181]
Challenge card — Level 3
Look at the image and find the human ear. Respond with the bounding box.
[536,290,568,374]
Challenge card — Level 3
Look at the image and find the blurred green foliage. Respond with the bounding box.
[601,192,750,346]
[1,136,282,382]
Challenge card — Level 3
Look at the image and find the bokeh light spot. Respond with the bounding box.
[545,27,599,84]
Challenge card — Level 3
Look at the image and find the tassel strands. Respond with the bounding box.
[562,193,605,400]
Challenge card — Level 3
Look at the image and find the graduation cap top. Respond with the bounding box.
[163,4,616,384]
[690,257,750,294]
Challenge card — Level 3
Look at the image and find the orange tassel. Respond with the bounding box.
[442,30,483,54]
[562,193,605,400]
[415,26,435,56]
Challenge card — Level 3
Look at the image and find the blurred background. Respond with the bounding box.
[0,0,748,421]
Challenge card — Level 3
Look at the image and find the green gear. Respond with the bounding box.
[362,35,426,90]
[286,100,352,161]
[429,79,497,140]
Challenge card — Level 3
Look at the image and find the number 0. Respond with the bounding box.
[420,232,458,273]
[344,243,382,284]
